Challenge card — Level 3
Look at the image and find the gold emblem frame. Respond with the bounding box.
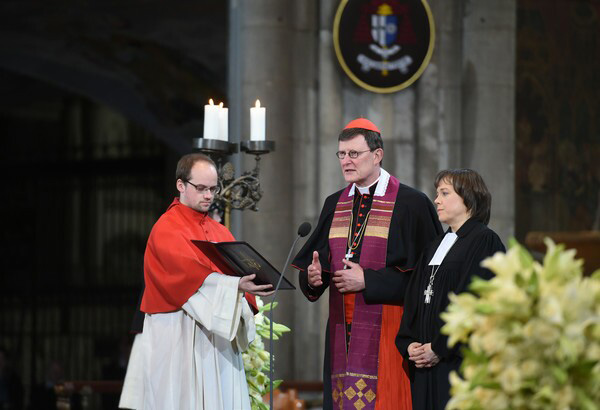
[333,0,436,94]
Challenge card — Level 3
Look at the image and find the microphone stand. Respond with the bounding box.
[268,225,309,410]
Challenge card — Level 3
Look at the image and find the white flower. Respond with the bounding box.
[519,359,541,378]
[480,328,507,355]
[539,295,564,325]
[523,318,560,345]
[499,364,521,393]
[442,239,600,409]
[244,296,290,410]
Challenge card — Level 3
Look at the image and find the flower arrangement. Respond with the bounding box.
[441,238,600,410]
[244,297,291,410]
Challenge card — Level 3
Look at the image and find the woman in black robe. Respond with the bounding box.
[396,169,505,410]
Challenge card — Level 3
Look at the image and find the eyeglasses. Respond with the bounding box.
[184,180,220,195]
[335,149,373,159]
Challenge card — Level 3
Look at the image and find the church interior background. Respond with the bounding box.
[0,0,598,408]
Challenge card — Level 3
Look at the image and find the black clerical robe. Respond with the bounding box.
[292,180,442,409]
[395,218,505,410]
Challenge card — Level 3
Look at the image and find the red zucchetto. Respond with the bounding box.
[343,118,381,134]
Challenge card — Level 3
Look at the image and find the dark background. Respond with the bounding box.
[515,0,600,239]
[0,2,228,408]
[0,0,598,409]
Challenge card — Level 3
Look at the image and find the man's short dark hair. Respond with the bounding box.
[338,127,384,151]
[435,169,492,225]
[175,153,217,182]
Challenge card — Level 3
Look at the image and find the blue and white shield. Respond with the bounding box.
[370,14,398,48]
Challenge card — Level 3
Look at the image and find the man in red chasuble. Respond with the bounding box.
[119,153,273,410]
[292,119,442,410]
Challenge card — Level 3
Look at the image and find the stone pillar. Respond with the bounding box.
[433,0,465,172]
[237,0,321,381]
[460,0,516,241]
[289,0,325,381]
[421,0,516,239]
[239,0,295,380]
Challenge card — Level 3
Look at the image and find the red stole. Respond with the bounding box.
[328,176,411,410]
[141,198,256,313]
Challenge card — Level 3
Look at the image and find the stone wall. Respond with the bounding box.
[234,0,516,382]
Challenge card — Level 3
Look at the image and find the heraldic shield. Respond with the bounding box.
[334,0,435,93]
[371,4,398,48]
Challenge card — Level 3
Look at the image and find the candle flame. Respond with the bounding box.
[255,99,261,108]
[219,102,224,108]
[209,98,214,105]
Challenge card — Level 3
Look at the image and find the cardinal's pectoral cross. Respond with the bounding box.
[424,285,434,304]
[344,248,353,269]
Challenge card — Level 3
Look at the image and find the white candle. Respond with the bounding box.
[250,99,266,141]
[218,102,228,141]
[203,99,219,140]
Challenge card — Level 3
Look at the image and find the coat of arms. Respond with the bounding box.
[334,0,435,93]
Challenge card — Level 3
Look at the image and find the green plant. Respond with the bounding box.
[441,239,600,410]
[244,297,291,410]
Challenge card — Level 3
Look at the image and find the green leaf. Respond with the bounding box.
[461,349,488,365]
[573,387,598,410]
[272,323,291,333]
[246,297,293,407]
[260,302,278,312]
[469,277,496,294]
[258,350,270,361]
[526,269,539,296]
[515,270,529,288]
[257,329,279,340]
[247,379,260,391]
[265,379,283,393]
[474,303,496,315]
[516,241,534,268]
[468,365,493,388]
[507,237,521,249]
[252,400,269,410]
[477,381,502,390]
[551,366,568,385]
[532,385,555,403]
[571,360,597,378]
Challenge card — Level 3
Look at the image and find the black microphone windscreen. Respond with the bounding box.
[297,222,312,237]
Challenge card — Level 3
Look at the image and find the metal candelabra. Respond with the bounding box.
[193,138,275,229]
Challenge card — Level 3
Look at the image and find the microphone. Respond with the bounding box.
[269,222,311,410]
[297,221,312,238]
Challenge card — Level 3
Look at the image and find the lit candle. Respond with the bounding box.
[203,99,219,140]
[218,102,228,141]
[250,99,266,141]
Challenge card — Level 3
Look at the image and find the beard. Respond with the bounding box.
[193,201,212,213]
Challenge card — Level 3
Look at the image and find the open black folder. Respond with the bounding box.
[191,240,296,290]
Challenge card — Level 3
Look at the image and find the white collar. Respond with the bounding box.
[428,232,458,265]
[349,168,390,197]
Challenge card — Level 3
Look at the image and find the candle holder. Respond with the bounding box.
[240,140,275,155]
[193,138,239,154]
[192,137,275,228]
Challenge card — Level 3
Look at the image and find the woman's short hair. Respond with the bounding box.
[435,169,492,225]
[175,153,216,182]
